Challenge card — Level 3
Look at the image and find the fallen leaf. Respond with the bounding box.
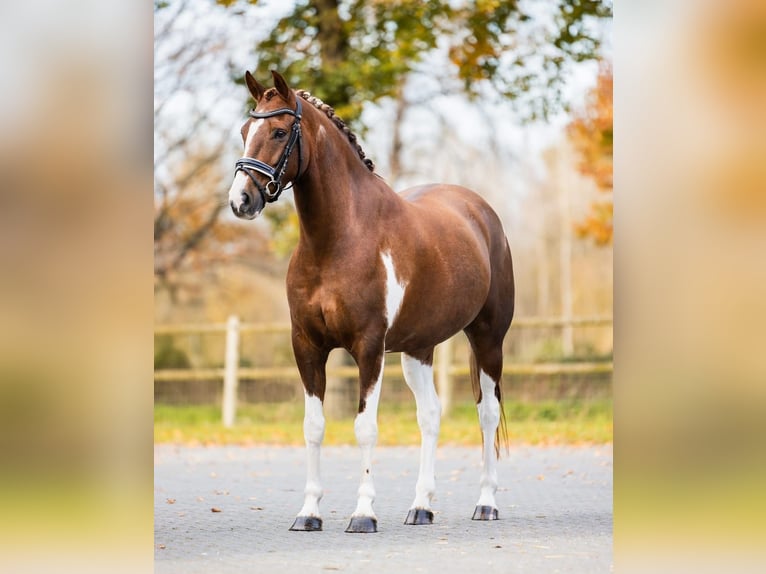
[211,507,222,513]
[166,498,176,504]
[536,474,545,480]
[156,544,166,550]
[250,506,263,511]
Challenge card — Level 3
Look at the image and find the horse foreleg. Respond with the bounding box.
[401,352,441,525]
[345,349,384,533]
[289,337,327,531]
[289,392,325,531]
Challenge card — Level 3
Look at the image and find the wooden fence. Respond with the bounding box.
[155,316,612,427]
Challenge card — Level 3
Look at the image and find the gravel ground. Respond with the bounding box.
[155,444,612,573]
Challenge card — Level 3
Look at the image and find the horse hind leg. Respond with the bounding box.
[465,328,508,521]
[401,349,441,525]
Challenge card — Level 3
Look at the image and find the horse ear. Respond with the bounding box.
[245,71,266,103]
[271,70,292,102]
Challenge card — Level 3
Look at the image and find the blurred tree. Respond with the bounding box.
[154,0,272,300]
[220,0,611,256]
[154,145,245,300]
[223,0,612,124]
[567,61,613,245]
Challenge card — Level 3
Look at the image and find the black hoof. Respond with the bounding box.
[345,516,378,533]
[472,505,499,520]
[404,508,434,525]
[289,516,322,531]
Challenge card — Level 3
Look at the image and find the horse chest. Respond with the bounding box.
[290,250,407,344]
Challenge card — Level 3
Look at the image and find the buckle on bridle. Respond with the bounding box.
[265,179,281,199]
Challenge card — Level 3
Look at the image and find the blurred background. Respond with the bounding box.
[153,0,614,445]
[1,0,763,572]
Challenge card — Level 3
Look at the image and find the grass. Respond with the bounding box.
[154,399,612,446]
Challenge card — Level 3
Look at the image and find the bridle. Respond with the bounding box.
[234,96,303,204]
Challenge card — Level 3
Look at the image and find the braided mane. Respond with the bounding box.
[295,90,375,173]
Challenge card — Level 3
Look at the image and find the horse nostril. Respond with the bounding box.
[241,192,251,206]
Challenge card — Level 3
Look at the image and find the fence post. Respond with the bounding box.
[436,336,453,417]
[222,315,240,428]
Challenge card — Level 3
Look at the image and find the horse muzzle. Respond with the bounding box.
[230,188,264,220]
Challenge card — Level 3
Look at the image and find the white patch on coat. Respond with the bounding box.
[381,251,406,330]
[401,354,441,510]
[297,393,325,518]
[317,124,326,144]
[476,369,500,509]
[351,366,383,518]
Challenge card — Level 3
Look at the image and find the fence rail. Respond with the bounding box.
[155,315,612,427]
[154,316,613,335]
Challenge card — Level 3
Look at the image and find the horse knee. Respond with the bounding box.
[303,394,325,444]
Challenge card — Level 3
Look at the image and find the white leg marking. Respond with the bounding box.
[401,354,441,510]
[476,369,500,509]
[381,251,406,330]
[297,393,325,518]
[351,367,383,518]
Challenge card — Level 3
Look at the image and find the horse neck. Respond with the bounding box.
[292,118,393,255]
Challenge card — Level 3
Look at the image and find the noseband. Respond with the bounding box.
[235,97,303,204]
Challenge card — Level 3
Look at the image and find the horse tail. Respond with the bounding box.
[469,348,508,458]
[495,376,509,458]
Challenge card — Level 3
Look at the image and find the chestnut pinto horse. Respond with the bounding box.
[228,71,515,533]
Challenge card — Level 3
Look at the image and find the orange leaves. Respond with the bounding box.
[575,201,613,247]
[568,62,613,245]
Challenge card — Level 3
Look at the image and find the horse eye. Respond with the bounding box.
[273,128,287,139]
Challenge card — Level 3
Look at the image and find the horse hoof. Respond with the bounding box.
[404,508,434,525]
[345,516,378,533]
[472,505,499,520]
[289,516,323,531]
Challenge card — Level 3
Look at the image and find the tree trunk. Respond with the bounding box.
[314,0,346,65]
[558,157,574,356]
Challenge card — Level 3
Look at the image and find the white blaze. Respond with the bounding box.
[227,118,265,208]
[245,118,264,152]
[227,172,249,205]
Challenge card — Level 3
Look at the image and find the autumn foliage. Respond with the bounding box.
[568,62,613,245]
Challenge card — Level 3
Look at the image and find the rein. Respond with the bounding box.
[235,97,303,204]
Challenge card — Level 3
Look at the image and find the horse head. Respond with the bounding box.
[228,70,305,219]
